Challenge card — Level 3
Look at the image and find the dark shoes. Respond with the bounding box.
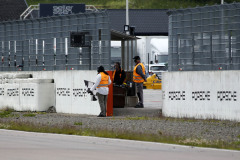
[134,103,144,108]
[97,114,106,117]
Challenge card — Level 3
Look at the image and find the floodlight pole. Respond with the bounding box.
[126,0,129,35]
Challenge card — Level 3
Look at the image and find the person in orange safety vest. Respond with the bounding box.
[133,56,146,108]
[88,66,111,117]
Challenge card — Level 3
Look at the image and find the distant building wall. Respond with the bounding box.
[137,36,168,65]
[168,3,240,71]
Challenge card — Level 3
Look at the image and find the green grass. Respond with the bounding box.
[125,116,150,120]
[74,122,83,125]
[26,0,240,9]
[0,108,15,118]
[233,140,240,145]
[0,109,47,118]
[178,138,240,150]
[36,112,47,114]
[23,113,36,117]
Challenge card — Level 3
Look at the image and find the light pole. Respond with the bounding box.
[126,0,129,25]
[126,0,129,35]
[221,0,224,4]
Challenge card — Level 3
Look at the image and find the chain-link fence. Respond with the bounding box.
[0,11,110,71]
[168,3,240,71]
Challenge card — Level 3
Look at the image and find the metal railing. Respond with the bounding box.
[20,5,39,20]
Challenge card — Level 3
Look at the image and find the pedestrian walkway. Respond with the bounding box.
[113,89,162,117]
[143,89,162,109]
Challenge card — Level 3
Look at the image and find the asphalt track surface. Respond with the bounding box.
[0,129,239,160]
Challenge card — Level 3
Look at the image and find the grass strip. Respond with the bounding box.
[23,113,36,117]
[0,120,239,151]
[0,109,15,118]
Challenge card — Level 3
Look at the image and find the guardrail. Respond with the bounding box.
[20,5,39,20]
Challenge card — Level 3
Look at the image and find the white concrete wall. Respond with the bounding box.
[0,71,100,115]
[32,71,100,115]
[162,71,240,121]
[0,79,54,111]
[54,71,100,115]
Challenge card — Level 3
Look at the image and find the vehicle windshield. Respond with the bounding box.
[150,66,167,71]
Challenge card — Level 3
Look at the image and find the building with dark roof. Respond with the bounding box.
[107,9,168,36]
[0,0,27,21]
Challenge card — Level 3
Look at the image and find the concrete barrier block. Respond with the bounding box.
[0,70,105,116]
[71,71,100,115]
[54,71,72,113]
[20,82,55,111]
[162,71,240,121]
[0,83,20,110]
[0,75,55,111]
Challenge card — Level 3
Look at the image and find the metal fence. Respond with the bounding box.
[0,11,110,71]
[168,3,240,71]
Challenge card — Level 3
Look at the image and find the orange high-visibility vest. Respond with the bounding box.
[97,72,109,88]
[133,63,145,83]
[113,69,122,80]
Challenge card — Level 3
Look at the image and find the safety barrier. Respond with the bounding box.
[0,71,113,116]
[162,70,240,121]
[0,74,54,111]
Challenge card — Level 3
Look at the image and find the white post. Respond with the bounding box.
[35,39,38,65]
[35,39,38,55]
[42,40,45,66]
[53,38,56,55]
[221,0,224,4]
[65,38,68,55]
[14,41,16,54]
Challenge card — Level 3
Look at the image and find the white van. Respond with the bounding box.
[145,63,167,79]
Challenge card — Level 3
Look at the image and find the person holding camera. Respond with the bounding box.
[88,66,111,117]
